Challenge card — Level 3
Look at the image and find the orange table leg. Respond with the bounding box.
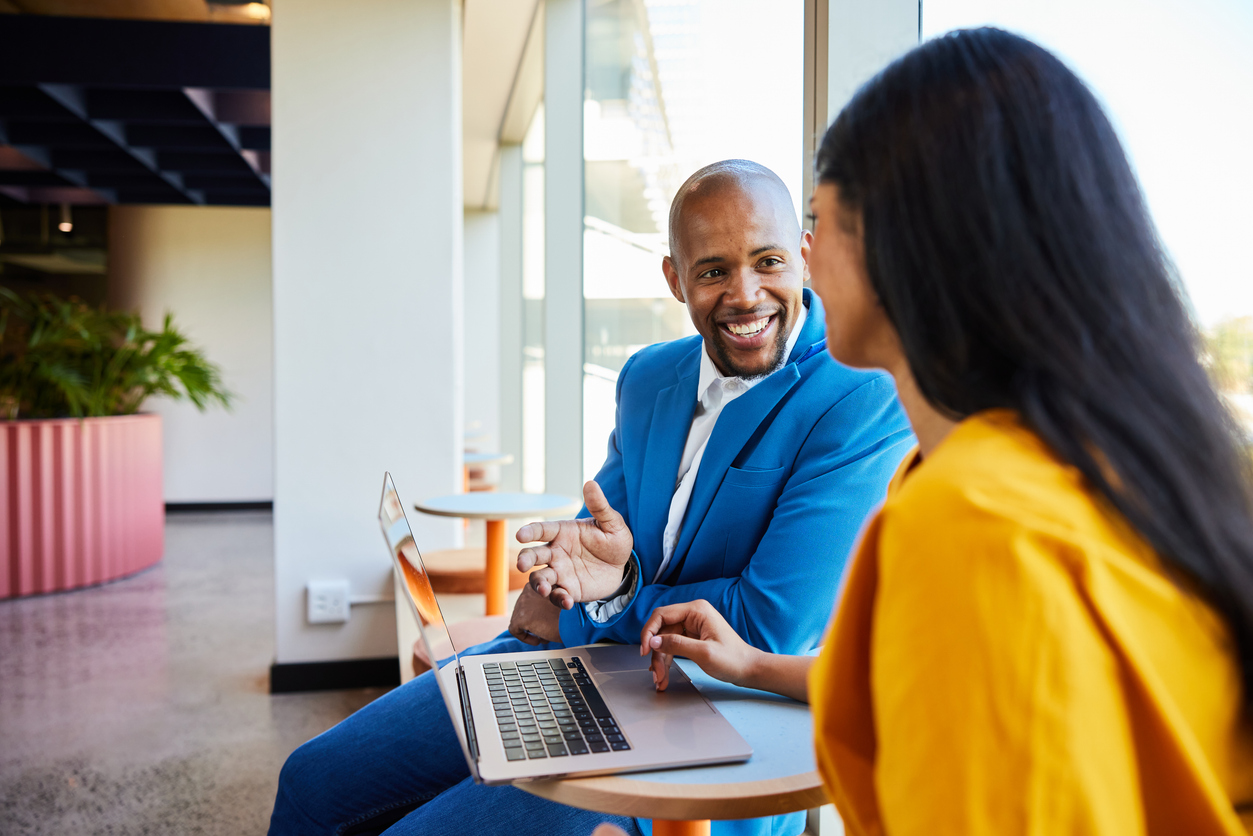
[484,518,508,616]
[652,821,711,836]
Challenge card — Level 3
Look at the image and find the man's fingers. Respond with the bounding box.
[527,566,561,597]
[510,626,544,646]
[549,588,574,610]
[515,520,561,544]
[592,825,630,836]
[582,481,625,532]
[516,545,552,572]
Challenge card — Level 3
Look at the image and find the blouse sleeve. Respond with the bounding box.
[869,489,1144,835]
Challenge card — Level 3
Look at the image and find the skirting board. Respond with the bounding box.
[270,657,401,693]
[166,501,273,512]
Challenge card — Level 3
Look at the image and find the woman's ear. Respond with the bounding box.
[799,229,813,283]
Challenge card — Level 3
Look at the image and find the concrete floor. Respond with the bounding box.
[0,511,388,836]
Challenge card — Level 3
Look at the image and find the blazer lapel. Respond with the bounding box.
[668,364,801,569]
[668,290,824,573]
[635,346,700,580]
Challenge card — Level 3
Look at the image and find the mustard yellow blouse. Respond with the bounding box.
[809,410,1253,835]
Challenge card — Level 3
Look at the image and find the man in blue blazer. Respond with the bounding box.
[268,162,912,836]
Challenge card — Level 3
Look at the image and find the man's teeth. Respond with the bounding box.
[726,317,771,337]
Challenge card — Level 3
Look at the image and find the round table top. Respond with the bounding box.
[518,659,827,821]
[413,491,581,520]
[463,451,515,466]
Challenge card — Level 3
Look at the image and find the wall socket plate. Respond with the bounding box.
[307,579,351,624]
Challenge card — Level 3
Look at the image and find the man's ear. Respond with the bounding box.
[799,229,813,284]
[662,256,685,303]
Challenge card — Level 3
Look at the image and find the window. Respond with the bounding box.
[581,0,806,481]
[922,0,1253,437]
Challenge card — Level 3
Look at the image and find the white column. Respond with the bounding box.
[464,208,502,466]
[543,0,585,498]
[271,0,463,665]
[498,144,524,493]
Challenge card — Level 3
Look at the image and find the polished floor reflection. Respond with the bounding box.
[0,511,388,835]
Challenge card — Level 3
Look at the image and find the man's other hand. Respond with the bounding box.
[508,585,562,645]
[515,480,634,609]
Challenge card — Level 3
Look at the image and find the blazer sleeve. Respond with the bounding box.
[559,373,914,654]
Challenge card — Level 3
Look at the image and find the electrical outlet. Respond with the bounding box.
[307,580,351,624]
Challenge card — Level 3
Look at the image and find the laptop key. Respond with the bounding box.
[568,740,590,755]
[506,749,527,761]
[547,743,569,757]
[610,741,630,751]
[588,740,610,753]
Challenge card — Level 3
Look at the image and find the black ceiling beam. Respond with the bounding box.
[127,124,233,151]
[0,16,269,90]
[86,89,209,123]
[237,125,270,151]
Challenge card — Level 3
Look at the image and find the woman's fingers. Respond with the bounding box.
[650,649,673,691]
[639,601,707,653]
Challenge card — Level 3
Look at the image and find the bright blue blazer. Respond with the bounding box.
[469,290,913,836]
[559,288,914,654]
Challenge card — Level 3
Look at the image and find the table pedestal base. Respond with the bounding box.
[652,820,711,836]
[484,519,508,616]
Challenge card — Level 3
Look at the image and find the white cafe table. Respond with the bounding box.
[519,658,827,836]
[413,492,581,615]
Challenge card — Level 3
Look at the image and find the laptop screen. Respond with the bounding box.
[377,472,459,666]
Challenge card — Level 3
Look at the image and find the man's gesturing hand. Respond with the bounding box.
[515,480,633,609]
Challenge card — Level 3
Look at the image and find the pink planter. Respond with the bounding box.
[2,413,164,598]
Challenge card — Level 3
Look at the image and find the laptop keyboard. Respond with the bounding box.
[483,657,631,762]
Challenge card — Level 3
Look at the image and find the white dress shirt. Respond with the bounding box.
[585,302,807,622]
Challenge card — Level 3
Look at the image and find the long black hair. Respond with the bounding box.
[817,28,1253,705]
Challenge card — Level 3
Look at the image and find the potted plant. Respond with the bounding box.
[1,288,231,598]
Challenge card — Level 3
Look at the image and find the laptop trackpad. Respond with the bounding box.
[584,643,650,672]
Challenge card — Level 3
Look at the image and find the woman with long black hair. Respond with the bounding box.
[639,27,1253,834]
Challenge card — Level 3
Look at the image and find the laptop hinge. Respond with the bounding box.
[457,664,480,762]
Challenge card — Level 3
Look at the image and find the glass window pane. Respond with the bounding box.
[921,0,1253,437]
[522,105,547,493]
[582,0,805,482]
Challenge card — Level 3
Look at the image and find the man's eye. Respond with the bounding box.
[760,257,783,267]
[698,269,725,279]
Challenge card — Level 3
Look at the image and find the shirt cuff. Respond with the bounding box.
[583,560,639,624]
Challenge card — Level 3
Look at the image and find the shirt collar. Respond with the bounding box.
[696,298,809,405]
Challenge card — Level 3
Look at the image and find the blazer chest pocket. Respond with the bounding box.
[722,464,787,489]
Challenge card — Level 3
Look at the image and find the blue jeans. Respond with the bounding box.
[268,636,803,836]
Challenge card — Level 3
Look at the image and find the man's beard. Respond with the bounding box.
[710,309,792,381]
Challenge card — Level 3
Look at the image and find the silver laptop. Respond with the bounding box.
[377,472,752,784]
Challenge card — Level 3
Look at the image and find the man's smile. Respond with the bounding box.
[716,312,779,350]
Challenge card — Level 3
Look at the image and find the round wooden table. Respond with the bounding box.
[413,492,581,615]
[518,659,827,836]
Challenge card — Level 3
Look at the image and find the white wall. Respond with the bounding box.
[464,210,501,463]
[271,0,463,665]
[108,205,273,503]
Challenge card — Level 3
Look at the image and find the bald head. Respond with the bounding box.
[667,160,800,267]
[661,160,810,379]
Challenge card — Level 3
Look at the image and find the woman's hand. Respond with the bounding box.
[639,600,760,691]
